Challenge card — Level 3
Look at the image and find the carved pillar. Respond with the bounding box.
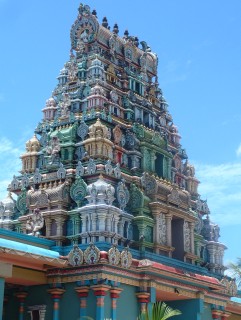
[45,217,51,237]
[136,292,150,314]
[190,222,195,254]
[48,288,65,320]
[114,217,119,233]
[207,245,216,273]
[91,285,110,320]
[75,286,89,319]
[56,217,65,236]
[110,288,123,320]
[152,213,159,243]
[150,151,156,172]
[106,216,111,232]
[75,217,81,234]
[92,214,97,232]
[81,215,87,233]
[165,214,172,248]
[15,291,28,320]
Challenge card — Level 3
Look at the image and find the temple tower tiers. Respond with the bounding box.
[1,3,226,275]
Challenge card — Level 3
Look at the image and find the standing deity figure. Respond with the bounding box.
[59,92,71,117]
[46,136,60,165]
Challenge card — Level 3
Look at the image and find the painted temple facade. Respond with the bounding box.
[0,3,240,320]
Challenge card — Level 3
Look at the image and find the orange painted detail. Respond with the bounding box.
[53,302,59,310]
[80,299,87,308]
[212,310,222,319]
[19,306,24,313]
[110,288,122,299]
[96,297,104,307]
[136,292,150,304]
[221,312,231,320]
[111,300,117,309]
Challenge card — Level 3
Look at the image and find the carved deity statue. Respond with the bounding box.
[46,136,60,165]
[26,208,44,237]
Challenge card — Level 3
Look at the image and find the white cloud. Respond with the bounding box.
[194,161,241,226]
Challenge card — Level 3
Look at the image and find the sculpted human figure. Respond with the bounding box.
[46,136,60,164]
[26,208,44,237]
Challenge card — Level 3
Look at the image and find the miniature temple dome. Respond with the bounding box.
[184,161,195,177]
[46,97,56,108]
[1,192,15,215]
[59,66,68,76]
[91,56,104,67]
[90,84,106,96]
[42,97,57,120]
[201,215,220,242]
[88,56,105,81]
[25,134,40,153]
[86,174,115,205]
[88,118,109,139]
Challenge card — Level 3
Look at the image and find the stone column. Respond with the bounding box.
[48,288,65,320]
[150,150,156,172]
[45,217,52,237]
[165,214,172,248]
[75,217,81,234]
[75,286,89,319]
[190,222,195,254]
[152,212,159,244]
[91,285,110,320]
[110,288,123,320]
[106,216,111,232]
[56,217,65,237]
[15,291,28,320]
[136,292,150,314]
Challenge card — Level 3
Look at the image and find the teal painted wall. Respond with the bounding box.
[0,278,4,320]
[167,299,208,320]
[85,289,98,320]
[4,288,18,320]
[202,303,213,320]
[60,283,79,320]
[24,285,53,320]
[117,284,139,320]
[5,282,216,320]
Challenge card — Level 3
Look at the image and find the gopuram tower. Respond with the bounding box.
[1,4,240,320]
[0,4,226,275]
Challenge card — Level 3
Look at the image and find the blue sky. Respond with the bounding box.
[0,0,241,265]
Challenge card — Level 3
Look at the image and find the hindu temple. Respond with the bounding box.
[0,3,240,320]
